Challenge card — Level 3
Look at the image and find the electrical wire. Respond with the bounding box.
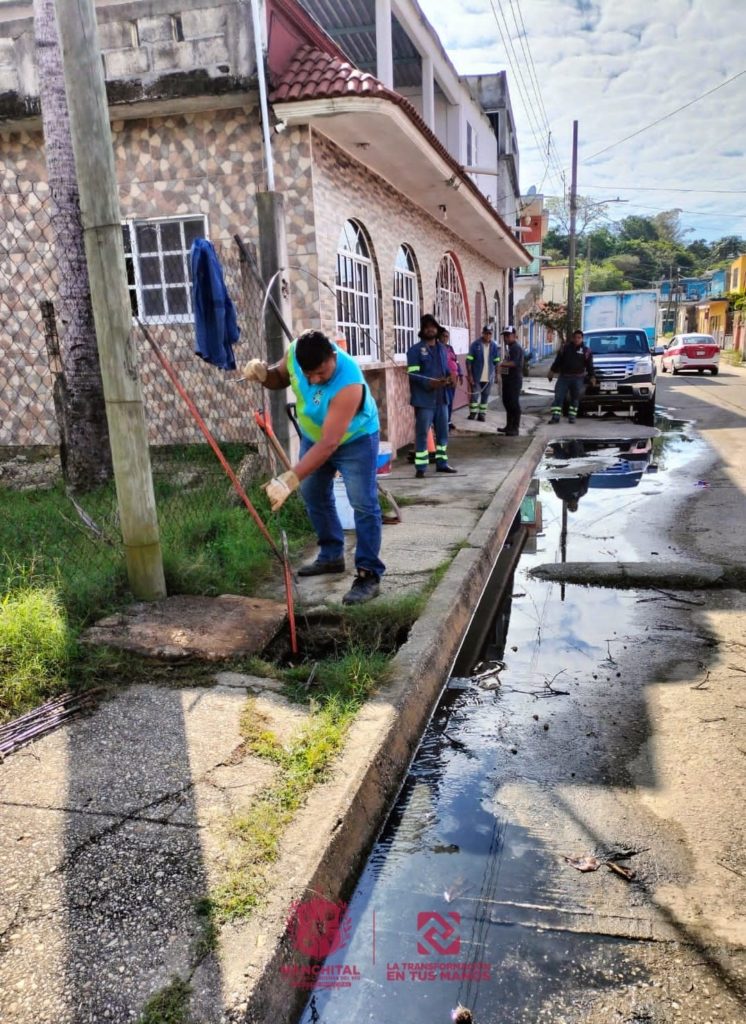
[580,184,746,194]
[485,0,560,193]
[583,68,746,161]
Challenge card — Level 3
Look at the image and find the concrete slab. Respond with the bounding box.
[81,594,287,661]
[530,560,725,589]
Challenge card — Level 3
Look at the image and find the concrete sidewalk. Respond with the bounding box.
[0,380,656,1024]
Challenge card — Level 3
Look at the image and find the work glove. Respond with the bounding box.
[242,358,268,383]
[263,470,299,512]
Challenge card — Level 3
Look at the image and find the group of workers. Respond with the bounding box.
[242,317,536,607]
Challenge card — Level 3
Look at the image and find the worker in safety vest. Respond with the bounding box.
[406,313,458,478]
[242,329,384,606]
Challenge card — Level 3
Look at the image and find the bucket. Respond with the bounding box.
[333,476,355,531]
[376,441,393,476]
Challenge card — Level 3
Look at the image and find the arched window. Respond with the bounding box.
[434,253,469,352]
[335,220,380,361]
[393,244,420,357]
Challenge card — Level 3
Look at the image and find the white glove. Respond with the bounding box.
[242,359,268,383]
[263,470,299,512]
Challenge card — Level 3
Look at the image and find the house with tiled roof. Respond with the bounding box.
[0,0,529,453]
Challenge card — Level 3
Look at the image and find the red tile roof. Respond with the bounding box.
[270,45,528,259]
[271,44,389,103]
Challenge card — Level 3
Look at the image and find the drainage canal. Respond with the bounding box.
[298,420,708,1024]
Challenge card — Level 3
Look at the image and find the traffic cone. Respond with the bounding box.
[427,426,436,463]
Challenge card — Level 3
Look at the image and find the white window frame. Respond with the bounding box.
[335,220,380,363]
[393,245,419,360]
[466,121,478,169]
[122,214,207,324]
[435,253,469,353]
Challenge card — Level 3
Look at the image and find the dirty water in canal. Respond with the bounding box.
[298,421,724,1024]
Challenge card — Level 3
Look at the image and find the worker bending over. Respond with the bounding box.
[243,330,384,606]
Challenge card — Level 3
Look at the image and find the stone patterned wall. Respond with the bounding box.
[0,109,319,447]
[310,131,508,453]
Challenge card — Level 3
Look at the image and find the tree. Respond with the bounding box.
[532,299,580,345]
[543,227,569,261]
[653,209,690,245]
[584,226,618,262]
[587,262,630,291]
[617,215,659,243]
[546,195,611,237]
[34,0,112,491]
[710,236,746,262]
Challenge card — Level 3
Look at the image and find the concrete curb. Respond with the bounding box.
[241,433,546,1024]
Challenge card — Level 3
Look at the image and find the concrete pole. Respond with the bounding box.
[422,54,435,129]
[566,120,579,341]
[375,0,394,89]
[54,0,166,600]
[257,192,294,458]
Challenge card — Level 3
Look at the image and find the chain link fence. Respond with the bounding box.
[1,178,285,625]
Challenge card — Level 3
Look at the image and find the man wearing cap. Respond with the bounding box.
[407,314,458,479]
[242,329,384,606]
[498,326,524,436]
[465,325,501,422]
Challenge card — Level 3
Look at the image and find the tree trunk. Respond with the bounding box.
[34,0,113,491]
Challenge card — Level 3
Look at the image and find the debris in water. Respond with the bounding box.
[452,1005,474,1024]
[606,861,637,882]
[694,480,710,489]
[565,855,601,872]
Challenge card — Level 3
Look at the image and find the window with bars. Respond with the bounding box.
[122,216,206,322]
[393,245,419,358]
[435,254,468,330]
[335,220,380,362]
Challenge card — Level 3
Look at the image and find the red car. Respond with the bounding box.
[660,333,720,375]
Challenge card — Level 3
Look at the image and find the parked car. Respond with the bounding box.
[579,328,657,426]
[660,334,720,375]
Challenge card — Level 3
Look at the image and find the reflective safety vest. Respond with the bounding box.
[287,342,379,443]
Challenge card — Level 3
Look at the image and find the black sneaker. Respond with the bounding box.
[496,426,508,434]
[415,469,426,479]
[549,415,560,424]
[297,558,345,577]
[436,464,458,473]
[477,413,486,422]
[342,569,380,606]
[467,413,476,420]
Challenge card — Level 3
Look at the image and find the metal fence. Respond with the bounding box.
[1,178,276,622]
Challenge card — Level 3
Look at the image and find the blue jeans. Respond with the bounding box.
[469,380,492,414]
[414,404,450,471]
[299,432,385,578]
[551,376,585,418]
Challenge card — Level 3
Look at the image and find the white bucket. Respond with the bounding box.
[333,476,355,531]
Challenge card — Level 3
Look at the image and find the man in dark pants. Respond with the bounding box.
[548,329,596,424]
[407,314,457,478]
[497,327,524,436]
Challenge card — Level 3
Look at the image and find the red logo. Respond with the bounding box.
[288,898,352,959]
[416,911,461,956]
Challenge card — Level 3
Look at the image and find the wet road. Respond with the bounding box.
[297,367,746,1024]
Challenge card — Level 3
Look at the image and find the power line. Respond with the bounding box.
[583,68,746,161]
[581,185,746,194]
[487,0,566,194]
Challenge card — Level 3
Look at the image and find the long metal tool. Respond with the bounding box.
[138,320,298,654]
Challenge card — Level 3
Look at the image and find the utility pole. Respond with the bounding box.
[250,0,294,458]
[566,121,579,342]
[55,0,166,599]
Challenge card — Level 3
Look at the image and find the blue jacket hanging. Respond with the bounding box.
[191,238,240,370]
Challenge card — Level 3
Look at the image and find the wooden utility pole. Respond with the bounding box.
[54,0,166,599]
[566,120,579,341]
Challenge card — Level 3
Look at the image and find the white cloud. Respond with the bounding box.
[418,0,746,243]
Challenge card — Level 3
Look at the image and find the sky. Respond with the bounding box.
[417,0,746,244]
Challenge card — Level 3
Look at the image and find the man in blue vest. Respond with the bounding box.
[406,314,458,479]
[242,330,384,605]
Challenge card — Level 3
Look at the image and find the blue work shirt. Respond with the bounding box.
[406,339,450,408]
[466,338,501,383]
[191,238,240,370]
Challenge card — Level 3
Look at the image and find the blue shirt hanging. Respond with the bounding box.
[191,238,240,370]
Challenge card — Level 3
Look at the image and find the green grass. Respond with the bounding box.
[0,562,73,720]
[211,693,361,920]
[721,349,744,367]
[138,976,193,1024]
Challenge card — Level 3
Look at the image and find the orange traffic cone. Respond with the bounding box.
[427,426,436,462]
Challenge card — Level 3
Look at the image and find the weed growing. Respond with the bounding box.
[0,563,72,720]
[138,976,193,1024]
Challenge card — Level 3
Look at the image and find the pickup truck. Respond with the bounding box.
[579,328,656,426]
